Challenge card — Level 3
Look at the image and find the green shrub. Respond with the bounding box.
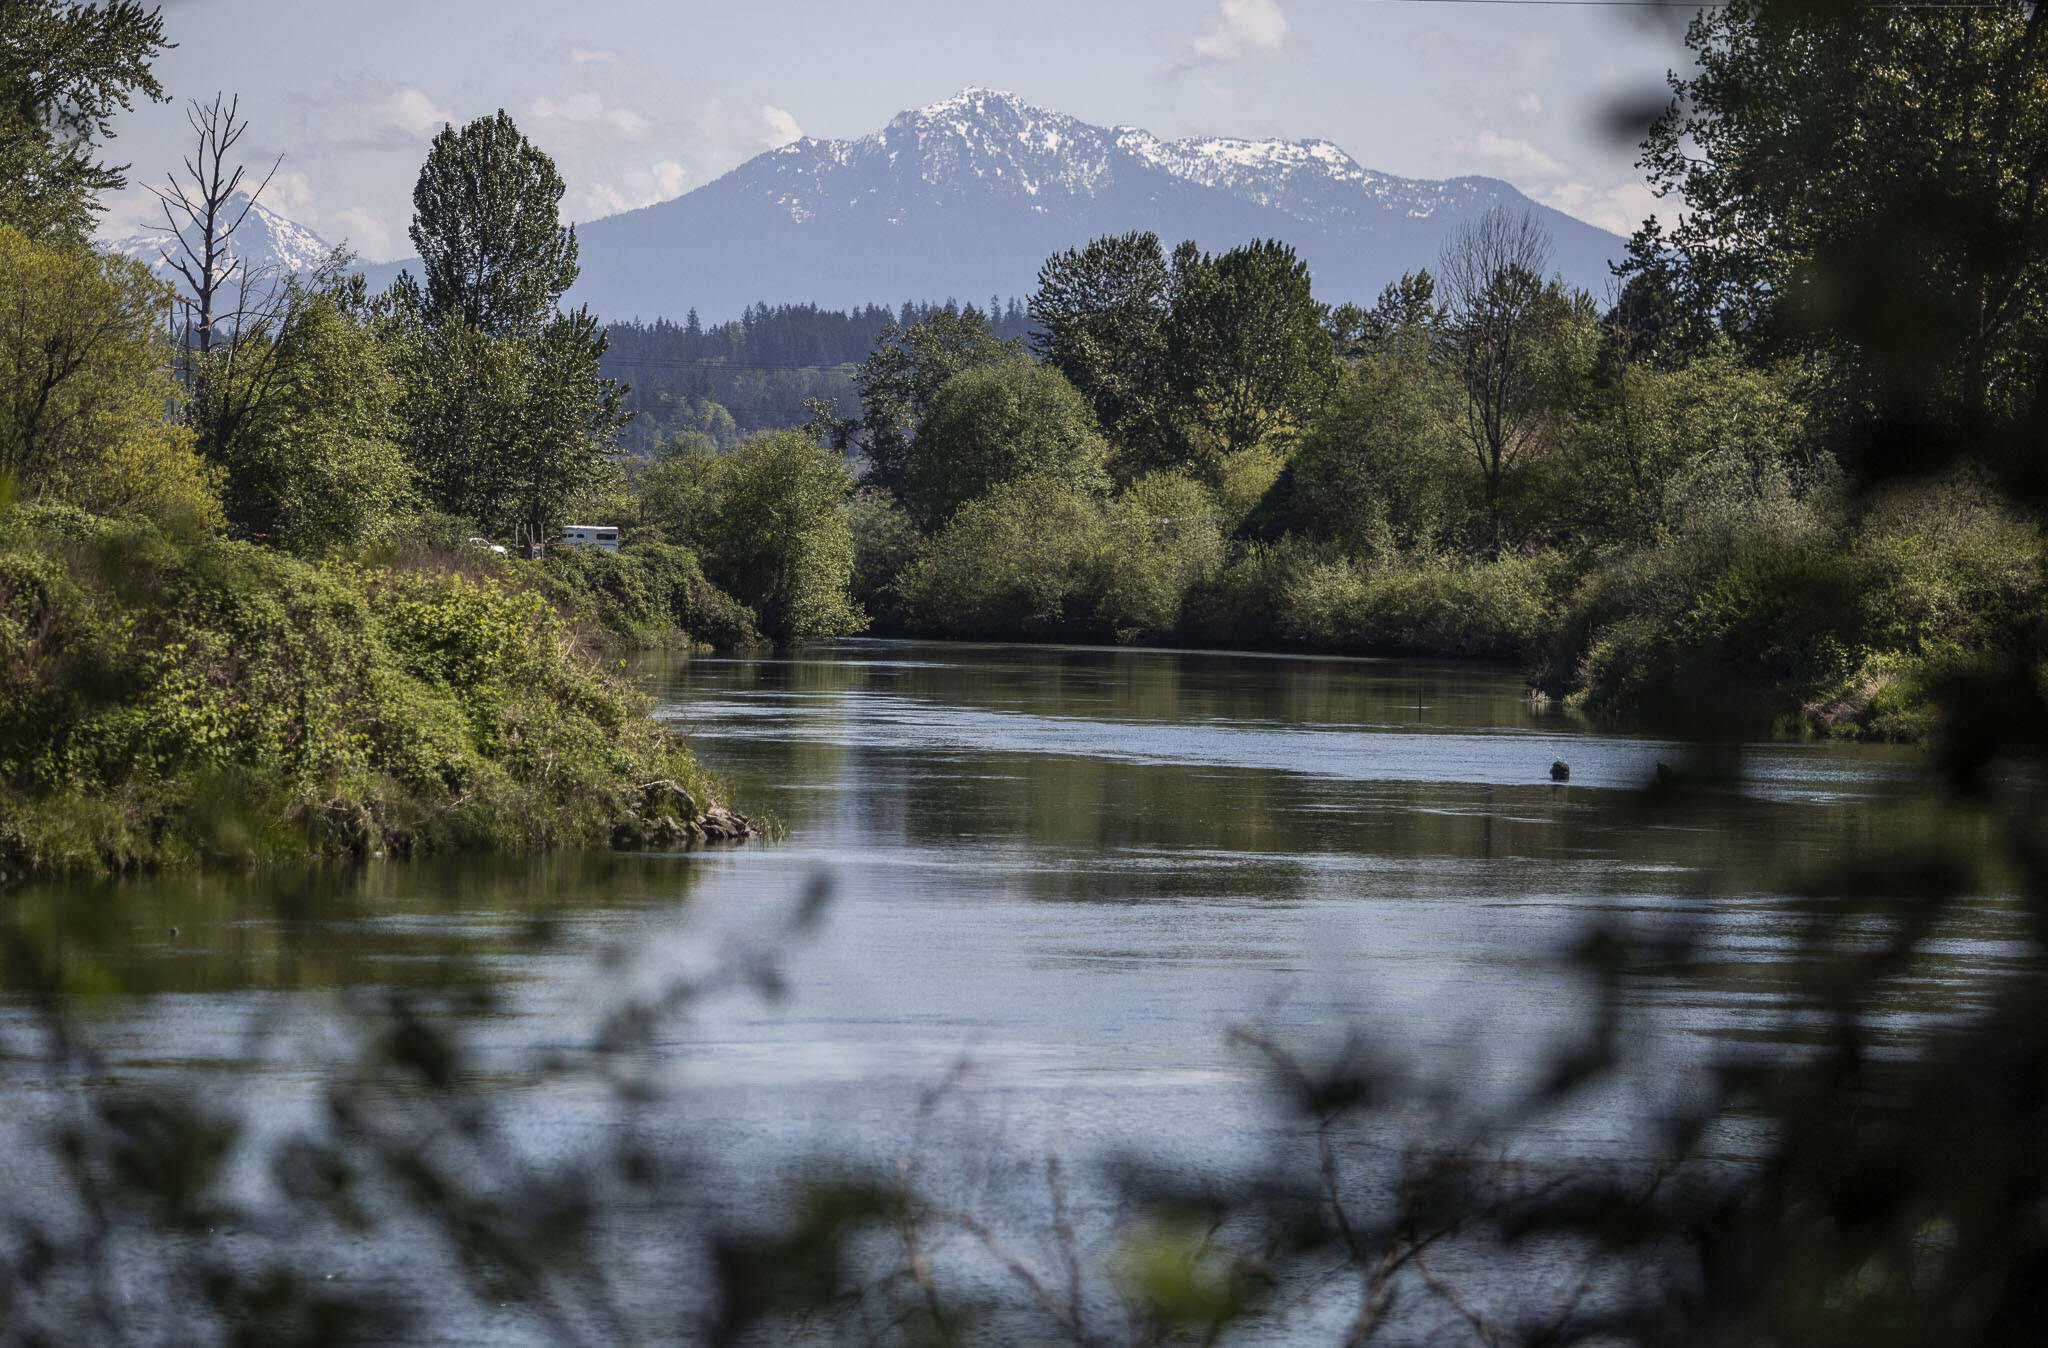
[0,506,725,884]
[637,431,863,645]
[521,542,763,651]
[898,473,1108,639]
[1545,474,2046,736]
[908,358,1111,528]
[1187,539,1564,660]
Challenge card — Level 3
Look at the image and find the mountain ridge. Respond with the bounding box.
[556,88,1622,322]
[127,90,1626,324]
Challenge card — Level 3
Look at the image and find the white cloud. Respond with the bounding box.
[1515,91,1544,117]
[290,75,455,153]
[1170,0,1292,76]
[264,170,317,217]
[254,56,805,259]
[326,204,401,260]
[1531,180,1666,237]
[530,90,658,147]
[1441,123,1669,239]
[525,64,802,221]
[1446,128,1568,180]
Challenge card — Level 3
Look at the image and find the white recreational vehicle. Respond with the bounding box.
[557,525,621,553]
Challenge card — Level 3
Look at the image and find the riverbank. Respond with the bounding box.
[859,473,2045,744]
[0,507,757,888]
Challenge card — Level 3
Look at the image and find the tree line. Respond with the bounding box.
[603,297,1031,450]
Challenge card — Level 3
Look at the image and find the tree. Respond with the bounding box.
[907,358,1110,528]
[0,0,168,243]
[209,270,413,554]
[852,307,1017,499]
[391,114,624,543]
[1285,341,1467,558]
[1439,209,1589,554]
[391,310,627,542]
[1629,0,2048,427]
[1165,239,1336,472]
[0,224,220,527]
[502,309,628,546]
[406,110,579,336]
[1030,231,1175,466]
[149,93,282,362]
[647,430,862,644]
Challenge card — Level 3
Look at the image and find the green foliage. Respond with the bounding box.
[1096,471,1226,637]
[1282,340,1469,556]
[897,473,1110,639]
[1547,474,2045,736]
[908,357,1111,527]
[1030,230,1176,464]
[0,508,723,883]
[1166,238,1336,471]
[642,431,863,645]
[392,308,628,542]
[1190,539,1564,660]
[847,487,922,631]
[1631,0,2048,420]
[203,271,414,555]
[0,0,168,242]
[0,224,222,530]
[405,109,579,337]
[521,541,763,652]
[899,470,1222,643]
[1551,347,1811,548]
[852,305,1019,498]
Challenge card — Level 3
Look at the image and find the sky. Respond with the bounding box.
[103,0,1696,261]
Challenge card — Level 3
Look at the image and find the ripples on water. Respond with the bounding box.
[0,639,2028,1338]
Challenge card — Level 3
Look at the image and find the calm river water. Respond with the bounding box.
[0,639,2029,1334]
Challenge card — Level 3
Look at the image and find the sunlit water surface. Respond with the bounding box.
[0,639,2027,1334]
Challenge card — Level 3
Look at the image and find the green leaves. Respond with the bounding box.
[0,1,169,243]
[642,431,863,646]
[908,357,1110,528]
[407,110,579,338]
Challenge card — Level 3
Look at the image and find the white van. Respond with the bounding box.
[557,525,621,554]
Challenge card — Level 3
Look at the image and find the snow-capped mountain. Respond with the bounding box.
[560,88,1626,321]
[103,192,334,292]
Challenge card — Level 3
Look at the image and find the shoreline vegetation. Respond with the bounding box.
[0,503,759,888]
[7,0,2046,894]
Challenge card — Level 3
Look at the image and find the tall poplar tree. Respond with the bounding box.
[407,109,579,337]
[392,112,625,542]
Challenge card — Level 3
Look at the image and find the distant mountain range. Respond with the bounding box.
[110,90,1628,324]
[555,89,1625,321]
[103,192,335,293]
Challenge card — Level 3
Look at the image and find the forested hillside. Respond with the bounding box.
[604,298,1031,448]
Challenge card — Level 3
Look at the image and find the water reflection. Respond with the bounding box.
[1,639,2024,1128]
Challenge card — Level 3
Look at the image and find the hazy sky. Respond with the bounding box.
[105,0,1693,260]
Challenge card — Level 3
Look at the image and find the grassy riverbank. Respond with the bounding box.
[0,507,752,887]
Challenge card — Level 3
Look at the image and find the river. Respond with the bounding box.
[0,638,2027,1339]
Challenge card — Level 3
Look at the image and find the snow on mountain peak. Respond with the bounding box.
[102,191,334,291]
[773,90,1400,215]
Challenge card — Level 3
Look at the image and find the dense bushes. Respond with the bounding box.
[0,507,730,883]
[897,470,1223,641]
[637,430,863,643]
[1542,475,2046,737]
[521,542,763,651]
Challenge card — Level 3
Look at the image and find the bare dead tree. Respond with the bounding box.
[148,92,282,362]
[1439,209,1555,556]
